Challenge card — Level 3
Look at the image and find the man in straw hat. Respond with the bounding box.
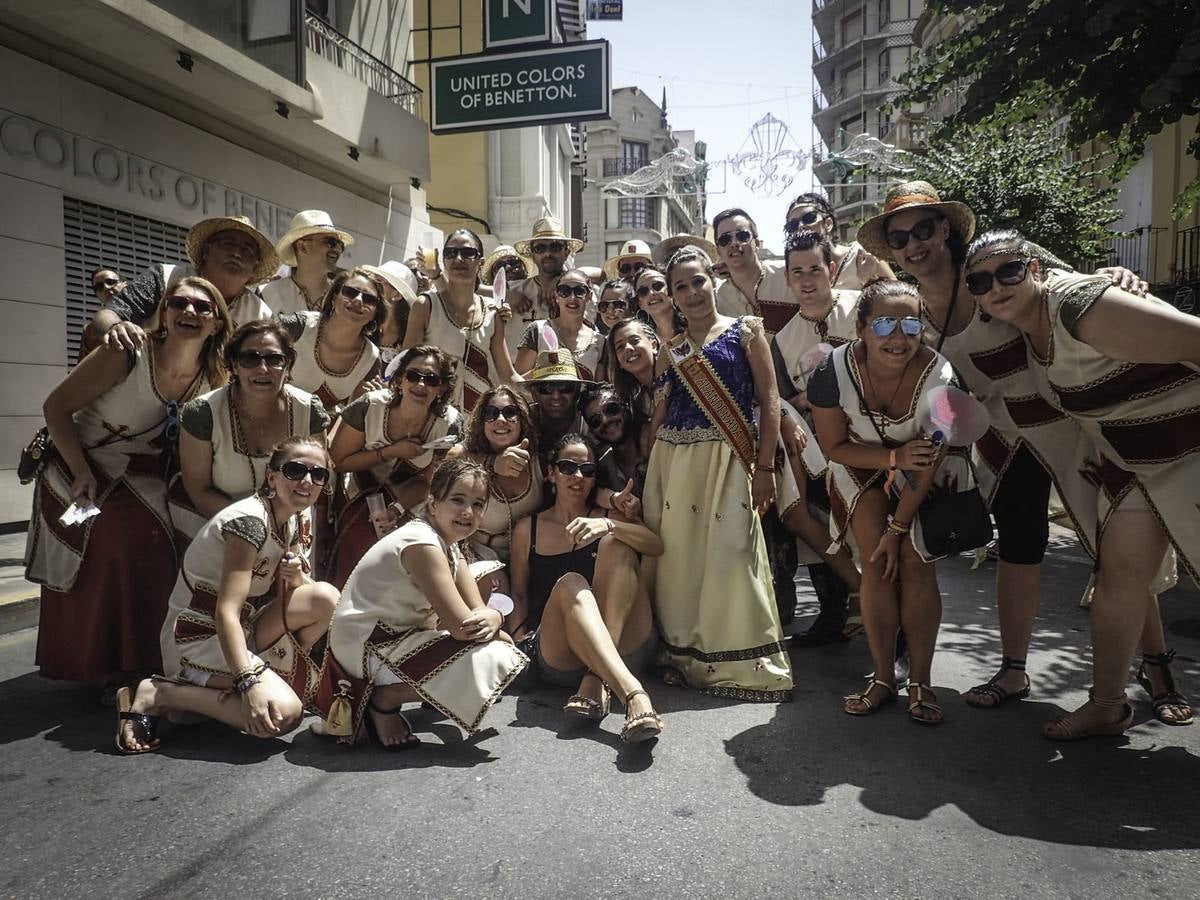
[603,239,654,282]
[94,214,279,351]
[508,217,603,353]
[261,209,354,315]
[712,208,803,337]
[481,244,535,288]
[520,343,590,467]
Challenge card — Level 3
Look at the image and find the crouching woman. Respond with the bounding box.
[314,459,529,749]
[116,437,340,753]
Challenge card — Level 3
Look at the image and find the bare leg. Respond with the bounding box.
[254,582,339,652]
[843,489,898,712]
[782,503,862,590]
[966,561,1040,706]
[897,540,943,724]
[366,682,422,747]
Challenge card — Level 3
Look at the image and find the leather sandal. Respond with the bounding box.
[906,682,944,725]
[843,678,896,716]
[564,672,610,721]
[965,656,1031,709]
[364,702,420,751]
[115,685,161,754]
[620,689,663,744]
[1136,650,1193,726]
[1042,690,1134,741]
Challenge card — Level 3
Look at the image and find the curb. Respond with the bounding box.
[0,593,38,636]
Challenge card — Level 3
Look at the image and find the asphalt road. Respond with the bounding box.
[2,532,1199,899]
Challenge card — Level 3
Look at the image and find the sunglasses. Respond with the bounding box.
[165,295,217,316]
[304,236,344,250]
[597,299,628,313]
[553,459,597,477]
[716,228,754,248]
[532,241,566,255]
[555,282,590,299]
[404,369,444,387]
[210,236,260,258]
[93,277,118,291]
[884,216,940,250]
[443,246,482,260]
[163,400,180,443]
[869,316,924,338]
[784,210,822,234]
[482,404,521,422]
[619,261,647,277]
[237,349,288,370]
[534,383,578,396]
[636,280,667,298]
[965,258,1032,296]
[339,285,380,306]
[278,460,331,486]
[584,400,624,429]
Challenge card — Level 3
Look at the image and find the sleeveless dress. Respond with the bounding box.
[278,311,380,417]
[159,494,321,705]
[327,390,461,588]
[642,317,794,702]
[468,457,544,565]
[27,347,210,680]
[1027,270,1200,584]
[315,519,528,739]
[518,320,605,381]
[424,290,503,414]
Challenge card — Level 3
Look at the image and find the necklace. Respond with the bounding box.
[798,299,835,341]
[861,349,913,423]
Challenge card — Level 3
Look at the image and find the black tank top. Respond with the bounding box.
[520,509,605,634]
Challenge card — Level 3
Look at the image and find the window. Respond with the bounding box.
[618,198,650,229]
[842,61,863,96]
[841,7,863,43]
[878,0,890,27]
[63,197,189,364]
[878,49,890,83]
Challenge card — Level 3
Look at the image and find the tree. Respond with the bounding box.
[866,121,1122,264]
[897,0,1200,218]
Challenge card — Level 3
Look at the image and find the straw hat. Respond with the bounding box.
[514,216,584,256]
[275,210,354,266]
[653,233,719,267]
[481,244,535,282]
[855,181,976,258]
[522,345,590,385]
[363,261,419,305]
[186,215,280,284]
[602,239,655,280]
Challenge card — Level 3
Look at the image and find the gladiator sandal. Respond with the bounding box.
[965,656,1031,709]
[1136,650,1194,726]
[1043,690,1134,741]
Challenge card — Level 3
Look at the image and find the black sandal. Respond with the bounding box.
[1136,650,1194,726]
[114,685,161,754]
[965,656,1030,709]
[364,702,421,751]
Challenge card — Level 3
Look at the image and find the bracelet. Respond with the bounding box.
[757,463,776,473]
[233,662,269,694]
[886,516,910,536]
[889,449,898,471]
[604,518,614,535]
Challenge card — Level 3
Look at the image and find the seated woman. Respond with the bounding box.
[170,321,330,547]
[29,276,230,691]
[809,280,970,725]
[965,229,1200,737]
[328,345,460,588]
[515,268,606,382]
[447,385,544,589]
[508,434,664,744]
[314,459,529,749]
[117,437,340,753]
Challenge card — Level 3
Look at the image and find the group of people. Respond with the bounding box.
[26,183,1198,758]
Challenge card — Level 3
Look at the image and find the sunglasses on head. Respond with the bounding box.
[869,316,924,338]
[482,404,521,423]
[555,282,590,299]
[532,241,566,255]
[339,285,380,306]
[93,277,118,291]
[237,349,288,370]
[635,280,667,298]
[166,295,217,316]
[597,299,628,313]
[443,246,482,260]
[618,260,647,277]
[534,383,578,396]
[553,459,597,477]
[784,210,822,234]
[584,400,624,429]
[884,215,940,250]
[404,369,444,387]
[716,228,754,248]
[278,460,331,486]
[965,258,1032,296]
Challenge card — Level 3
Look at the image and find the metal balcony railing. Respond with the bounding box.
[304,13,422,116]
[1173,226,1200,284]
[602,157,650,177]
[813,18,919,63]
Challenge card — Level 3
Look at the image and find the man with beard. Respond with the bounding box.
[508,217,601,358]
[581,384,646,501]
[520,344,587,470]
[261,210,352,314]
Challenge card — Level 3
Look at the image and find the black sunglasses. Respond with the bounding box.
[404,369,444,387]
[716,228,754,248]
[553,459,597,477]
[784,210,822,234]
[534,383,578,396]
[618,260,647,276]
[965,258,1032,296]
[555,282,590,299]
[636,280,667,298]
[482,404,521,422]
[339,285,380,306]
[885,216,940,250]
[163,400,180,443]
[304,236,344,250]
[584,400,624,429]
[236,349,288,370]
[278,460,331,486]
[166,295,217,316]
[597,299,628,313]
[532,241,566,255]
[443,246,482,260]
[92,277,118,291]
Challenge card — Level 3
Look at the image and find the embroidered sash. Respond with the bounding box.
[669,337,757,474]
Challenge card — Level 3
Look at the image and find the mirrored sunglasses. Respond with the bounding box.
[869,316,924,338]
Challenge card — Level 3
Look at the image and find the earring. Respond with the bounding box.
[263,485,277,499]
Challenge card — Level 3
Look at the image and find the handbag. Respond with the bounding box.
[842,345,993,556]
[17,427,55,485]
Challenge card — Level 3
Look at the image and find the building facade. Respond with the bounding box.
[577,86,706,269]
[0,0,437,522]
[811,0,925,238]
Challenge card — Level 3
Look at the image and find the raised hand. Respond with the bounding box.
[493,438,531,478]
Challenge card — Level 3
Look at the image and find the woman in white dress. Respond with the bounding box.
[515,269,606,382]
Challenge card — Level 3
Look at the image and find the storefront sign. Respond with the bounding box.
[430,40,610,134]
[586,0,623,20]
[485,0,554,48]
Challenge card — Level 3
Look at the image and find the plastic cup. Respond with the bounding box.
[365,493,390,539]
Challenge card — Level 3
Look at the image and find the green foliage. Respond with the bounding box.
[868,121,1122,262]
[897,0,1200,218]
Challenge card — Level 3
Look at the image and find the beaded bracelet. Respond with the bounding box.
[886,516,910,536]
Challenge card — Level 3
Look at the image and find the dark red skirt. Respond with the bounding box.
[328,493,383,591]
[35,482,177,681]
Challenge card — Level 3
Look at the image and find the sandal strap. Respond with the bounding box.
[118,711,159,739]
[1141,649,1181,696]
[623,688,650,707]
[844,678,895,709]
[999,656,1026,672]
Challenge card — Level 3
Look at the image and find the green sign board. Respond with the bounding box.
[430,40,611,134]
[485,0,553,48]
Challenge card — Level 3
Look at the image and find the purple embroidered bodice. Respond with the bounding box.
[659,319,756,440]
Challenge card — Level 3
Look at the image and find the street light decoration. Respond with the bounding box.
[727,113,809,198]
[824,131,912,181]
[602,146,708,197]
